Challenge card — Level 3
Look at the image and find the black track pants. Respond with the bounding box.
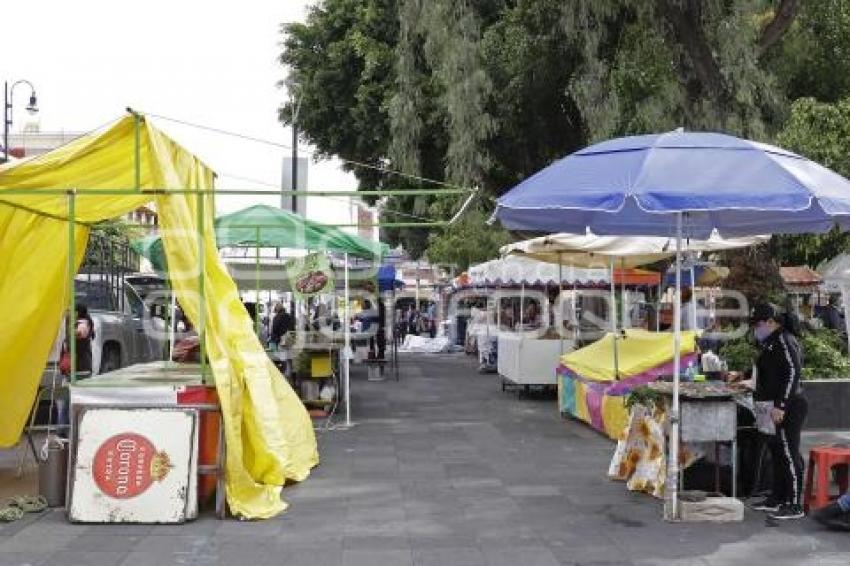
[765,396,808,506]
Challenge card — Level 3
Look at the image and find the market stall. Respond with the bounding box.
[0,114,319,520]
[136,204,390,425]
[466,255,609,386]
[492,130,850,519]
[558,329,698,439]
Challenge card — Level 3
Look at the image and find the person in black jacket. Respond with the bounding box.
[269,302,294,346]
[749,303,807,520]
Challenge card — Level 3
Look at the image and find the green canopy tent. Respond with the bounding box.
[133,204,389,428]
[132,204,387,273]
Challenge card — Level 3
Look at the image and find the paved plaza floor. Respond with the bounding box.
[2,352,850,565]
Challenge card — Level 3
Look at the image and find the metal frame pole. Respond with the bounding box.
[621,257,627,328]
[558,253,564,355]
[197,190,208,383]
[133,113,142,191]
[255,227,261,339]
[67,190,76,384]
[665,212,684,521]
[610,257,619,380]
[344,252,351,427]
[168,289,177,363]
[689,265,697,330]
[3,81,8,164]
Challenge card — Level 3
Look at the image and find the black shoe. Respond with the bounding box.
[769,504,805,520]
[751,497,782,512]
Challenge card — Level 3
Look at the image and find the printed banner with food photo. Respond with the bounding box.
[287,253,335,299]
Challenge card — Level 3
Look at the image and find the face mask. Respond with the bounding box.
[754,323,772,342]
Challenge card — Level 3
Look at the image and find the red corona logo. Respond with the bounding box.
[92,433,172,499]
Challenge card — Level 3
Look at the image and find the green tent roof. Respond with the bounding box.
[132,204,387,273]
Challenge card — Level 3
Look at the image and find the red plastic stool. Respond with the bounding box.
[803,445,850,512]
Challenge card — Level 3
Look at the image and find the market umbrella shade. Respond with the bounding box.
[492,130,850,521]
[494,132,850,238]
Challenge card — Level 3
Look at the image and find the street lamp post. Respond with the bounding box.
[3,79,39,164]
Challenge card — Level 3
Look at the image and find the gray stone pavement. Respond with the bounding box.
[2,352,850,565]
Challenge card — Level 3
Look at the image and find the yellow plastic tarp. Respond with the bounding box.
[561,329,697,381]
[0,115,318,518]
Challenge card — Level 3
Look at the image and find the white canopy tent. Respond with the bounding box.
[500,230,769,268]
[817,253,850,353]
[500,231,768,379]
[467,255,610,286]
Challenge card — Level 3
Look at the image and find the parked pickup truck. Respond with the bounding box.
[44,273,176,379]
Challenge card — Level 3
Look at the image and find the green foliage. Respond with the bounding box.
[720,328,850,380]
[773,97,850,266]
[800,329,850,380]
[90,219,144,243]
[719,335,758,373]
[424,208,510,272]
[280,0,850,264]
[625,385,666,412]
[770,0,850,104]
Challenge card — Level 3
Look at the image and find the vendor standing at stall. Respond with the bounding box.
[750,303,807,521]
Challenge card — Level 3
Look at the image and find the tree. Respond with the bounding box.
[561,1,798,139]
[280,0,850,267]
[772,97,850,266]
[281,0,584,259]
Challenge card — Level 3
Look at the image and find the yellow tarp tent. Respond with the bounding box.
[561,329,697,381]
[0,114,318,518]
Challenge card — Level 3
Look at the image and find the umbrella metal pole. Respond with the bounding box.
[610,257,619,380]
[665,212,683,521]
[344,252,351,427]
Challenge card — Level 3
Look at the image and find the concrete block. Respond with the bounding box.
[678,496,744,522]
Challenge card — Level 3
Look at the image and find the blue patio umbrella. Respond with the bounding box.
[493,130,850,520]
[494,132,850,238]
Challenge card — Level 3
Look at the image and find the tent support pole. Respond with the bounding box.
[558,254,564,355]
[133,113,141,190]
[665,211,684,521]
[842,283,850,356]
[520,284,525,329]
[197,189,208,384]
[168,289,177,364]
[67,190,76,384]
[610,257,619,380]
[621,257,627,328]
[573,277,579,344]
[690,265,697,330]
[344,252,351,427]
[255,227,261,339]
[657,280,662,332]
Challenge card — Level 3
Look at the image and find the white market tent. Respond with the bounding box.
[467,255,609,286]
[817,253,850,352]
[500,230,769,268]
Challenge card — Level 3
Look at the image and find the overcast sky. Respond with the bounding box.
[3,0,359,225]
